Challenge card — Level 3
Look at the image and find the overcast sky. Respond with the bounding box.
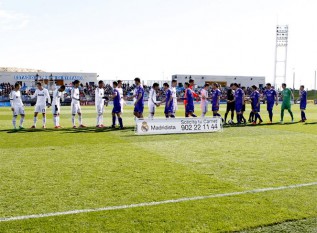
[0,0,316,88]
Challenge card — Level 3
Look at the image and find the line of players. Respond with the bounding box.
[145,80,308,125]
[9,80,125,130]
[9,77,308,130]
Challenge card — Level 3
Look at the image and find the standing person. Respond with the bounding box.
[183,79,199,117]
[133,77,144,119]
[9,82,25,130]
[211,83,222,118]
[162,83,175,118]
[232,83,244,124]
[148,83,160,119]
[95,80,105,128]
[240,86,247,124]
[184,82,197,117]
[200,83,209,117]
[29,82,51,129]
[111,81,123,129]
[263,83,278,124]
[52,85,66,129]
[250,85,263,125]
[71,80,86,128]
[224,84,235,124]
[171,80,178,116]
[298,85,307,122]
[117,80,124,113]
[280,83,294,124]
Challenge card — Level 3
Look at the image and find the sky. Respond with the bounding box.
[0,0,317,88]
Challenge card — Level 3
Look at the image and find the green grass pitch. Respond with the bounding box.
[0,103,316,232]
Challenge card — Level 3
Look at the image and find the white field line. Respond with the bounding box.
[0,182,316,222]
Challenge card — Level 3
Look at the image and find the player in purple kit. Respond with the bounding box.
[232,83,244,124]
[161,83,175,118]
[250,85,263,125]
[111,81,123,129]
[132,77,144,119]
[263,83,278,124]
[297,85,307,122]
[184,82,197,117]
[211,83,222,118]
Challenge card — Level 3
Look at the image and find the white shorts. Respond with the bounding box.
[96,103,104,115]
[13,106,25,116]
[201,103,208,114]
[52,104,60,115]
[71,103,81,115]
[35,104,46,114]
[148,104,156,113]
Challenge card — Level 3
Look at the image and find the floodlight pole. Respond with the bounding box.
[274,25,289,89]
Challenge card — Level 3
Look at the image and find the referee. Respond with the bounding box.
[224,83,235,124]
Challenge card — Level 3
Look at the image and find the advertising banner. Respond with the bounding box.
[136,117,222,135]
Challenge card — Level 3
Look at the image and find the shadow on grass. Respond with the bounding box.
[4,126,135,134]
[3,121,314,134]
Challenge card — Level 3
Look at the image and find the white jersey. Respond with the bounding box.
[200,89,208,105]
[31,88,51,106]
[148,88,157,106]
[10,90,23,107]
[71,88,80,105]
[95,87,105,106]
[171,87,177,103]
[52,89,63,107]
[117,87,123,101]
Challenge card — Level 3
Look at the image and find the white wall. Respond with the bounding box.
[172,74,266,88]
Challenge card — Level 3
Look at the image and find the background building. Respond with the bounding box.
[172,74,266,88]
[0,67,97,88]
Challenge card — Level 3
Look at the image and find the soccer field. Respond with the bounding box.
[0,104,316,232]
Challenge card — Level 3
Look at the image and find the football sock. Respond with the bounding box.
[79,115,83,125]
[241,114,246,123]
[54,115,57,126]
[118,117,123,128]
[281,109,284,121]
[268,110,273,122]
[254,113,258,123]
[20,116,24,127]
[43,116,46,126]
[112,116,116,126]
[33,117,37,127]
[288,110,294,120]
[12,116,17,128]
[72,115,75,126]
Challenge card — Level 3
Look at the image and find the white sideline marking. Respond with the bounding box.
[0,182,316,222]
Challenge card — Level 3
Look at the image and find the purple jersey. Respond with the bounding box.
[186,88,194,106]
[263,89,277,103]
[135,85,144,105]
[113,89,121,107]
[212,89,221,105]
[234,88,243,105]
[250,91,260,104]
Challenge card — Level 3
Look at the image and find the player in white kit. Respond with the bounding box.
[9,83,25,130]
[71,80,86,128]
[148,83,160,119]
[200,83,210,117]
[95,80,106,128]
[29,82,51,129]
[52,85,66,129]
[171,80,178,116]
[117,80,124,113]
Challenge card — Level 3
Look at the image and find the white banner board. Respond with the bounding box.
[135,117,223,135]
